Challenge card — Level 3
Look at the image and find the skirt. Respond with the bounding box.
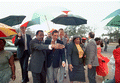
[69,64,85,82]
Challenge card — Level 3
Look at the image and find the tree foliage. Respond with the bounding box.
[64,25,96,37]
[104,26,120,42]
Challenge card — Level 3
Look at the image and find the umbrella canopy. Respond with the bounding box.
[0,23,17,37]
[102,9,120,21]
[32,6,70,24]
[20,17,40,28]
[0,15,26,26]
[106,15,120,27]
[51,14,87,26]
[12,35,16,44]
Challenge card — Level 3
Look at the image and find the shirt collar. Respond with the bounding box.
[35,38,44,42]
[22,33,26,36]
[89,38,94,41]
[51,39,57,44]
[58,36,64,40]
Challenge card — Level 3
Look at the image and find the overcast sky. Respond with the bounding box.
[0,0,120,37]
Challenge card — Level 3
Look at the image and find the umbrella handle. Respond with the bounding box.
[45,15,50,30]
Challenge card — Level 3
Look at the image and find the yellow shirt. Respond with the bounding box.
[75,44,84,58]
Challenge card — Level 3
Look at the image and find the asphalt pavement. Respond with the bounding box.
[9,43,117,83]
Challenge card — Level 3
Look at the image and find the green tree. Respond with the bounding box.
[104,26,120,42]
[64,26,77,36]
[64,25,96,37]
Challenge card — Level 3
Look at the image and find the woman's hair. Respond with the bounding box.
[0,38,6,46]
[72,35,81,44]
[116,45,120,49]
[116,38,120,49]
[95,37,100,41]
[118,38,120,45]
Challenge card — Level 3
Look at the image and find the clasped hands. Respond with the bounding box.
[51,40,65,49]
[51,43,65,49]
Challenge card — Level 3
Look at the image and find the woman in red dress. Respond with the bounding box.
[95,38,109,80]
[113,38,120,83]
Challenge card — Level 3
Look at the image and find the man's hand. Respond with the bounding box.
[51,39,55,44]
[18,32,22,38]
[88,64,92,69]
[62,61,66,67]
[51,43,65,49]
[68,64,73,71]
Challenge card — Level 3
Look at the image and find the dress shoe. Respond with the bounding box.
[22,81,29,83]
[54,80,57,83]
[21,79,29,83]
[26,79,29,82]
[64,73,67,79]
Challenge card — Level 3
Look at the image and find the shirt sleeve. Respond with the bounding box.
[49,45,52,50]
[7,51,13,59]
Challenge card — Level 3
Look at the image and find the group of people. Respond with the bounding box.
[0,26,120,83]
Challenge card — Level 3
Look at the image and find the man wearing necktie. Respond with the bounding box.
[15,26,32,83]
[45,30,66,83]
[85,32,99,83]
[28,30,65,83]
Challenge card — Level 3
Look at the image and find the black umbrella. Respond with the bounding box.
[51,14,87,26]
[0,15,26,26]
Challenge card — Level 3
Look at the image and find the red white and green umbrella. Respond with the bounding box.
[32,6,70,23]
[0,23,17,37]
[20,17,40,28]
[106,15,120,27]
[102,9,120,21]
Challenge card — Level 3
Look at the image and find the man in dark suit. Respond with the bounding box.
[14,26,32,83]
[28,30,65,83]
[45,30,66,83]
[85,32,99,83]
[58,28,69,83]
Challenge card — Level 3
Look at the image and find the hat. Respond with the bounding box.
[82,37,86,40]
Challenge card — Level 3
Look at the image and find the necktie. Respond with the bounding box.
[51,40,55,52]
[22,34,25,42]
[22,34,27,50]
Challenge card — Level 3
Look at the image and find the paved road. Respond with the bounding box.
[9,43,117,83]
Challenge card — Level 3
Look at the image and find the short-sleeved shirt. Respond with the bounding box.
[0,50,13,83]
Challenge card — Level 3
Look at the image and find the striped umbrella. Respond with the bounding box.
[0,23,17,37]
[32,7,70,23]
[32,6,70,30]
[20,17,40,28]
[102,9,120,21]
[106,15,120,27]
